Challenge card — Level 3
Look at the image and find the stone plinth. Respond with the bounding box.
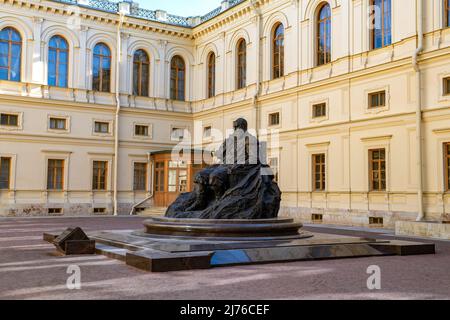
[396,221,450,240]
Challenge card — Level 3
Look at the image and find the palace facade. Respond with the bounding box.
[0,0,450,227]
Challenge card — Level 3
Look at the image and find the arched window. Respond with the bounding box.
[170,55,185,101]
[445,0,450,27]
[0,27,21,82]
[317,3,331,66]
[207,52,215,98]
[237,39,246,89]
[371,0,392,49]
[92,43,111,92]
[48,35,68,87]
[272,23,284,79]
[133,49,150,97]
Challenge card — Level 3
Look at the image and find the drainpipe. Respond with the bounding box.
[113,9,126,216]
[251,0,262,137]
[413,0,424,221]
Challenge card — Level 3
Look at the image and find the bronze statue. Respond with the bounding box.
[165,118,281,219]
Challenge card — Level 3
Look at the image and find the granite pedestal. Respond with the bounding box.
[43,216,436,272]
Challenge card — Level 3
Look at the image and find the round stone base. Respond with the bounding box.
[141,216,311,241]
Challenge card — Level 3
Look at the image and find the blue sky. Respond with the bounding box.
[137,0,222,17]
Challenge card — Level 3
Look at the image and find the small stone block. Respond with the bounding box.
[126,250,213,272]
[43,232,59,243]
[59,240,96,255]
[370,241,435,256]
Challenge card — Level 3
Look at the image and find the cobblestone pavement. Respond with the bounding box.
[0,216,449,300]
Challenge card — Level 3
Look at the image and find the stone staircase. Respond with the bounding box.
[137,207,167,216]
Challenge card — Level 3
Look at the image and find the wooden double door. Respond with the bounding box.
[152,152,204,208]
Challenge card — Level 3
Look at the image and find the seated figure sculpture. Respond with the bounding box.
[165,118,282,220]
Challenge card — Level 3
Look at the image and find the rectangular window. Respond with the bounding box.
[92,161,107,191]
[369,149,386,191]
[49,117,67,130]
[371,0,392,49]
[47,159,64,190]
[444,77,450,96]
[312,103,327,118]
[135,125,149,137]
[446,0,450,28]
[445,142,450,192]
[171,127,185,141]
[0,113,18,126]
[133,162,147,191]
[312,154,326,191]
[268,112,280,126]
[0,157,11,189]
[368,91,386,108]
[203,126,212,139]
[94,121,110,134]
[269,157,279,182]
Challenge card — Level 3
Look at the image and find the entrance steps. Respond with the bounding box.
[137,207,167,216]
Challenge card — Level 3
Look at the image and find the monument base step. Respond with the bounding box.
[43,228,436,272]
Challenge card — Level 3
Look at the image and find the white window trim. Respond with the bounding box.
[41,150,72,192]
[306,142,330,193]
[361,135,392,193]
[438,72,450,102]
[0,111,23,131]
[133,122,153,140]
[267,109,282,129]
[131,159,149,193]
[310,98,329,123]
[92,119,113,137]
[47,114,70,134]
[89,156,112,192]
[202,124,213,142]
[170,125,188,142]
[365,86,390,114]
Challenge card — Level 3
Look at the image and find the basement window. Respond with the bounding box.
[369,217,384,226]
[312,214,323,223]
[48,208,63,215]
[93,208,107,214]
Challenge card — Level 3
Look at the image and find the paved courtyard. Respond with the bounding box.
[0,216,449,300]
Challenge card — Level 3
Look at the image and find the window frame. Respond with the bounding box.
[0,113,19,127]
[0,27,22,82]
[49,117,67,131]
[368,90,387,109]
[445,142,450,192]
[369,148,387,192]
[207,52,216,99]
[0,157,11,190]
[312,102,327,118]
[268,112,280,127]
[272,23,285,79]
[170,55,186,101]
[444,76,450,96]
[445,0,450,28]
[48,35,69,88]
[133,162,148,191]
[47,159,64,191]
[92,43,112,93]
[92,160,108,191]
[370,0,392,50]
[133,49,150,97]
[236,39,247,90]
[317,3,332,66]
[312,153,326,191]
